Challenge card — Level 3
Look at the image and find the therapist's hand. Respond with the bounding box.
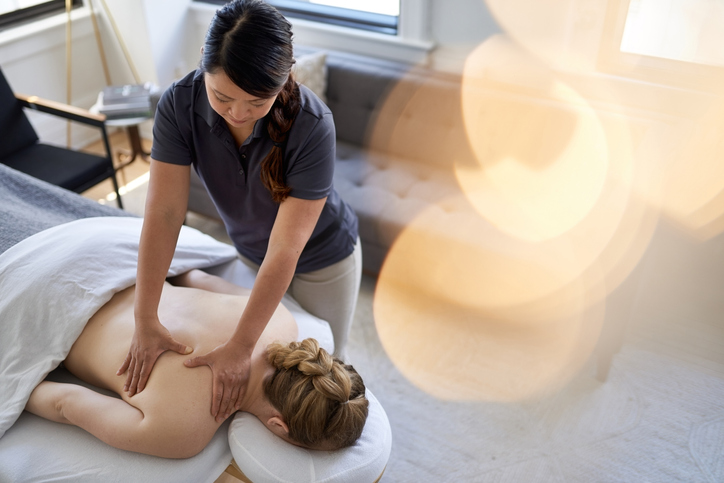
[117,317,193,397]
[184,340,252,422]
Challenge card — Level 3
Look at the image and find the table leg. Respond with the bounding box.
[115,125,151,170]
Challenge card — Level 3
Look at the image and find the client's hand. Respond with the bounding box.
[117,317,193,397]
[184,340,252,423]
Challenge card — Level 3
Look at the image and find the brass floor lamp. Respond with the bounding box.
[65,0,143,146]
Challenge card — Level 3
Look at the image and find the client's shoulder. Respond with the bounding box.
[259,302,298,348]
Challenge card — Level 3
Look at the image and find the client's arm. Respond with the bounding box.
[168,269,252,297]
[25,381,206,459]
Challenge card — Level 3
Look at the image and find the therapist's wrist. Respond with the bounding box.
[133,313,161,328]
[227,336,256,356]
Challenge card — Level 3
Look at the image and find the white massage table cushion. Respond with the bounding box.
[229,389,391,483]
[209,260,392,481]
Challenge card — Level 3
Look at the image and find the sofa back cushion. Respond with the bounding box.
[322,51,477,170]
[324,52,409,147]
[365,70,478,169]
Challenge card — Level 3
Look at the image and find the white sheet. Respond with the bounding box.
[0,384,234,483]
[0,217,237,439]
[0,217,236,438]
[0,216,338,483]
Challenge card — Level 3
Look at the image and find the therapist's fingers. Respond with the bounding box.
[129,359,149,397]
[236,384,247,411]
[136,360,152,394]
[169,339,193,355]
[212,380,224,419]
[227,384,241,417]
[184,355,207,368]
[128,360,142,397]
[217,388,233,422]
[124,356,137,392]
[117,353,132,376]
[184,354,226,419]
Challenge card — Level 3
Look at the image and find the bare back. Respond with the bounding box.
[63,282,297,450]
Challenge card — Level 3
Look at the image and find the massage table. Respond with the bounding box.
[0,165,391,483]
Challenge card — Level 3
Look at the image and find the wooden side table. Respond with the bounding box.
[105,116,152,170]
[90,94,154,171]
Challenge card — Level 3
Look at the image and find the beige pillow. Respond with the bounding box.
[293,51,328,104]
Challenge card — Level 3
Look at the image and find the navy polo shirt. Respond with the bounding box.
[150,69,358,273]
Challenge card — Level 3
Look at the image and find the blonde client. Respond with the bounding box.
[25,269,368,458]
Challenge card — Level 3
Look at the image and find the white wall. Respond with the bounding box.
[187,0,501,71]
[0,0,196,147]
[429,0,502,72]
[0,9,110,148]
[0,0,501,147]
[141,0,194,88]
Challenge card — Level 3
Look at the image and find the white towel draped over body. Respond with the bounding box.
[0,217,237,439]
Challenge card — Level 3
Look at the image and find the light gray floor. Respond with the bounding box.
[348,217,724,482]
[124,186,724,482]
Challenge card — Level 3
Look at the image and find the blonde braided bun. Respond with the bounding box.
[264,338,369,450]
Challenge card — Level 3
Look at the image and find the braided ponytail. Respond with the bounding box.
[264,338,369,449]
[260,74,301,203]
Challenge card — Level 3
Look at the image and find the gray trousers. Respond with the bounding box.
[239,238,362,360]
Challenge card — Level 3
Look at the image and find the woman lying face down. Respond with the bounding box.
[24,270,368,458]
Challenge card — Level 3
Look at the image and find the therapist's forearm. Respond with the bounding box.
[228,246,299,353]
[134,207,185,324]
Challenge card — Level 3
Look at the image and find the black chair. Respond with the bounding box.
[0,67,123,208]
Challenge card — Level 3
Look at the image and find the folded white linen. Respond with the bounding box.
[0,217,237,439]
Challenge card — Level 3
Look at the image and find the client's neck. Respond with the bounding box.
[235,348,275,419]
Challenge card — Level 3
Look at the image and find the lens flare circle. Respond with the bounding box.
[459,38,609,243]
[373,199,606,402]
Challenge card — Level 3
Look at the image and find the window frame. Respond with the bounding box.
[597,0,724,92]
[198,0,399,35]
[190,0,433,64]
[269,0,398,36]
[0,0,83,31]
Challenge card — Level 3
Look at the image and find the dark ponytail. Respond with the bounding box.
[201,0,300,203]
[262,74,300,202]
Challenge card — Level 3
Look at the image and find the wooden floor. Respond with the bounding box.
[80,130,231,243]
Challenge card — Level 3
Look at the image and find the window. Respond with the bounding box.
[192,0,431,63]
[598,0,724,91]
[199,0,400,35]
[621,0,724,66]
[305,0,398,16]
[0,0,82,30]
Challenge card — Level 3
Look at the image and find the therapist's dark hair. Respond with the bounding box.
[201,0,299,203]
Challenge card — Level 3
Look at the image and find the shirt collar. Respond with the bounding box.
[193,69,268,140]
[193,70,219,128]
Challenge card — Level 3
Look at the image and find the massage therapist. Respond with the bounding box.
[117,0,361,423]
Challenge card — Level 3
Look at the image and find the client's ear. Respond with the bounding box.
[267,416,289,436]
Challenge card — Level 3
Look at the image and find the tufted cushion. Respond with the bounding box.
[228,389,391,483]
[324,52,408,147]
[334,141,469,273]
